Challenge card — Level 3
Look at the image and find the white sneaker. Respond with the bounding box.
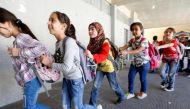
[187,75,190,78]
[160,82,166,89]
[125,93,135,99]
[137,92,147,99]
[96,104,103,109]
[164,87,174,92]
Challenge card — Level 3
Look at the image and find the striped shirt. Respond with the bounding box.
[12,33,50,84]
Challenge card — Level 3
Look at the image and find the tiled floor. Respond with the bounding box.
[2,68,190,109]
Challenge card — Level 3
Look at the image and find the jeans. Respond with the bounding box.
[160,60,178,88]
[128,62,150,94]
[24,78,51,109]
[89,71,125,106]
[62,78,96,109]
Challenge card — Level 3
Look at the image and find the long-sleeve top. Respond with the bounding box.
[12,33,50,84]
[52,37,82,80]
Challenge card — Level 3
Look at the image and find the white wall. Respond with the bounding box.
[115,20,130,47]
[0,0,133,107]
[0,0,113,107]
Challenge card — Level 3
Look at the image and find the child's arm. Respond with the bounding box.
[91,40,110,64]
[176,45,182,59]
[18,35,49,59]
[184,46,190,50]
[119,44,129,51]
[126,46,145,55]
[156,43,174,49]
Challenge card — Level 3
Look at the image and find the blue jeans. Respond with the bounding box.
[128,62,150,94]
[24,78,51,109]
[89,71,125,106]
[62,78,95,109]
[160,60,178,88]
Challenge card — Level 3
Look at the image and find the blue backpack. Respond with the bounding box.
[54,37,97,84]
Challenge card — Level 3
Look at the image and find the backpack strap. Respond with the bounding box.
[61,36,70,57]
[28,63,50,97]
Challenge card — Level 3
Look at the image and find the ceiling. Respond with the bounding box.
[110,0,190,29]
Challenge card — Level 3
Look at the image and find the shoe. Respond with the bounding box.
[125,92,135,99]
[96,104,103,109]
[160,81,167,89]
[187,75,190,77]
[164,86,174,92]
[115,97,126,104]
[136,92,147,99]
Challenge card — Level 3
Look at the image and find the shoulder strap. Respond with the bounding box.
[28,63,50,97]
[61,37,70,57]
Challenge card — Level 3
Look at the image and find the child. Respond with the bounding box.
[86,22,126,105]
[0,7,51,109]
[156,27,179,91]
[120,22,150,99]
[41,12,102,109]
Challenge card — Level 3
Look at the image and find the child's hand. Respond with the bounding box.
[40,55,53,68]
[155,46,160,50]
[18,80,24,87]
[85,50,94,59]
[7,47,20,57]
[120,50,128,56]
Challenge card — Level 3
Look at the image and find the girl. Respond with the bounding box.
[157,27,179,91]
[0,7,51,109]
[120,22,150,99]
[41,12,102,109]
[86,22,126,106]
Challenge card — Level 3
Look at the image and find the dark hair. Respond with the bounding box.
[153,35,158,41]
[164,27,176,34]
[53,11,76,40]
[130,22,144,35]
[0,7,38,40]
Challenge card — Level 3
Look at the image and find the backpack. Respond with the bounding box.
[28,50,61,98]
[34,56,61,83]
[131,37,160,70]
[55,37,97,84]
[103,38,125,72]
[148,41,161,70]
[77,41,97,83]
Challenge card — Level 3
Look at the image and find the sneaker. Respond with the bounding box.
[136,92,147,99]
[125,92,135,99]
[96,104,103,109]
[187,75,190,78]
[115,97,126,104]
[164,87,174,92]
[160,81,166,89]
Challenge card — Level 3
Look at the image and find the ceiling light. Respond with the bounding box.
[152,5,156,9]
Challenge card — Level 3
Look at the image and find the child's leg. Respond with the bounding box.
[160,62,169,84]
[168,60,178,88]
[106,72,126,101]
[71,78,96,109]
[62,78,71,109]
[139,62,150,93]
[128,64,138,94]
[89,71,105,107]
[24,78,51,109]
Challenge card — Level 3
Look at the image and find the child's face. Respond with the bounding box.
[131,25,142,37]
[88,25,98,38]
[164,29,174,40]
[0,22,12,38]
[48,13,66,36]
[180,36,188,42]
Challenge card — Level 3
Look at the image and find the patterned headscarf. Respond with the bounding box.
[87,22,105,54]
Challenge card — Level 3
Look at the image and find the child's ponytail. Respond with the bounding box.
[0,7,38,40]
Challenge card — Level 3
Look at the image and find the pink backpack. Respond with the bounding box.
[147,41,161,70]
[130,37,160,70]
[34,56,61,83]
